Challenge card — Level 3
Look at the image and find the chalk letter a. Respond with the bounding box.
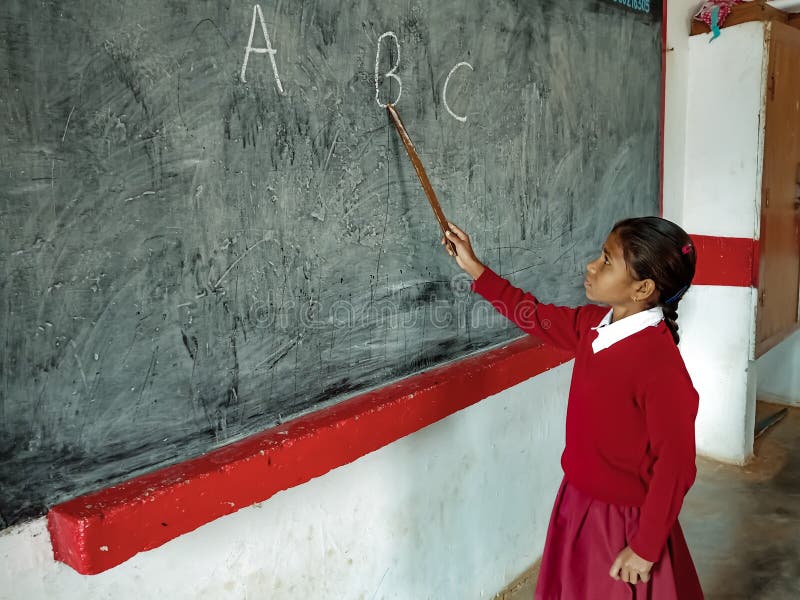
[241,4,284,93]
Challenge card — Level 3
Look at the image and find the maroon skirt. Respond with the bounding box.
[534,477,704,600]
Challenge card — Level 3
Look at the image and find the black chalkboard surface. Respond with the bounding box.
[0,0,661,527]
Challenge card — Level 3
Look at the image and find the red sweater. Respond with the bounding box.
[471,266,699,563]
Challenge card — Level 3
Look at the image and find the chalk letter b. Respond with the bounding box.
[375,32,402,108]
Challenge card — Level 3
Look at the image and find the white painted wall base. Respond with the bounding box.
[679,285,758,465]
[0,357,572,600]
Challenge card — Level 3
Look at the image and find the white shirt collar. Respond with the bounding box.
[590,305,664,353]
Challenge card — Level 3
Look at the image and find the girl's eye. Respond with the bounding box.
[603,256,610,265]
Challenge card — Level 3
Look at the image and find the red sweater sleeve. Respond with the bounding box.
[470,265,600,353]
[629,367,700,562]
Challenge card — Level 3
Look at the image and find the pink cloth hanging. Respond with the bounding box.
[693,0,749,28]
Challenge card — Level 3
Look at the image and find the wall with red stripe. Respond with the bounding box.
[6,2,798,597]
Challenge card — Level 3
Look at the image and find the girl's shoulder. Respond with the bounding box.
[637,325,697,389]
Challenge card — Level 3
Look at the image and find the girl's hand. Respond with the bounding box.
[609,546,654,585]
[441,222,485,280]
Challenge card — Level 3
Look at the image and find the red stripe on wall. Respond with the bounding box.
[47,336,572,575]
[689,234,759,287]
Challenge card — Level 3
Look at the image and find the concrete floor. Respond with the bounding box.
[502,401,800,600]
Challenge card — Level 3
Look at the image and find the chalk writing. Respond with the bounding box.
[241,4,284,92]
[375,31,402,108]
[442,62,473,122]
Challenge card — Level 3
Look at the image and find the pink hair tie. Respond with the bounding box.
[681,243,693,255]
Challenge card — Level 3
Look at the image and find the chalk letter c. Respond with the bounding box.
[443,62,473,123]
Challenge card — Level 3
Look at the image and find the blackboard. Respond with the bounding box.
[0,0,662,528]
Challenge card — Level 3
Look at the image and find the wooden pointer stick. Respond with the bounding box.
[385,103,458,257]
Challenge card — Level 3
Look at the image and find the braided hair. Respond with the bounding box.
[611,217,697,345]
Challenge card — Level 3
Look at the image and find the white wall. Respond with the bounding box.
[679,285,758,463]
[3,4,789,596]
[670,18,768,464]
[0,359,571,600]
[667,11,797,461]
[756,328,800,405]
[662,0,705,225]
[684,21,767,240]
[768,1,800,11]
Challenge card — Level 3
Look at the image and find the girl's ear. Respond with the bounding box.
[637,278,658,302]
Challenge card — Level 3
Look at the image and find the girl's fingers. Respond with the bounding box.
[609,559,622,580]
[446,222,468,241]
[445,231,464,248]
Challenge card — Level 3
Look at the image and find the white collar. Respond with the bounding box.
[590,305,664,353]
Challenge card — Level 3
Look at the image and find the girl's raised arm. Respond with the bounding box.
[443,223,601,353]
[470,266,600,353]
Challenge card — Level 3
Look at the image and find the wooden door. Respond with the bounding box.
[756,22,800,357]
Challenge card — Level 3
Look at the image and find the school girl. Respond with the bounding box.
[442,216,704,599]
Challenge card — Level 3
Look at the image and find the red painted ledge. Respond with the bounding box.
[47,335,572,575]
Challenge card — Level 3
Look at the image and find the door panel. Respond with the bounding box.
[756,22,800,356]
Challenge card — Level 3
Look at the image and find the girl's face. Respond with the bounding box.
[584,231,653,307]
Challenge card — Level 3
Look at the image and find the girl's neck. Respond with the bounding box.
[610,304,654,324]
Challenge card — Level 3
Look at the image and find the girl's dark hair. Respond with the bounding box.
[611,216,696,345]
